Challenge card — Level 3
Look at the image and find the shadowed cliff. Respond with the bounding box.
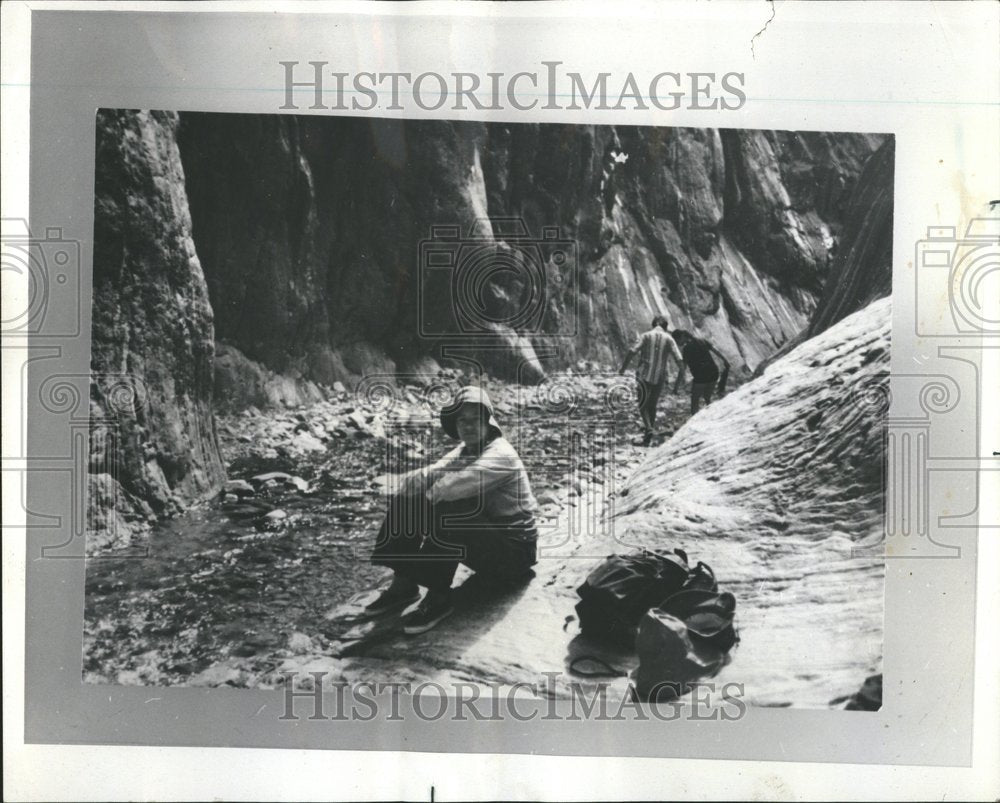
[753,137,895,375]
[89,110,225,547]
[176,115,886,391]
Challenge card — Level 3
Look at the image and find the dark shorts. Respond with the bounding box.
[690,370,719,385]
[691,381,715,400]
[371,494,538,591]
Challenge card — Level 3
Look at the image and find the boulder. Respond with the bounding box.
[536,490,561,507]
[189,660,248,687]
[224,479,254,497]
[251,472,309,493]
[346,411,368,431]
[214,342,325,412]
[399,355,443,386]
[841,673,883,711]
[288,632,314,655]
[290,430,326,453]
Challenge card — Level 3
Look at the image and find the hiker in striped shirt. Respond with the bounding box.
[619,315,684,445]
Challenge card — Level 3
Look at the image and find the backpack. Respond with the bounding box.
[656,588,738,652]
[575,549,718,646]
[630,590,739,703]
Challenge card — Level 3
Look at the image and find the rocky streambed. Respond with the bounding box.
[83,366,663,688]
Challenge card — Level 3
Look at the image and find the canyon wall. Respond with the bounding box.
[176,114,887,392]
[89,109,225,548]
[752,136,895,375]
[807,136,895,336]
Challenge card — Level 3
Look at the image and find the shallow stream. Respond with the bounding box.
[84,375,668,686]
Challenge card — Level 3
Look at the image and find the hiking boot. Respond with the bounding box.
[401,591,454,635]
[364,579,420,616]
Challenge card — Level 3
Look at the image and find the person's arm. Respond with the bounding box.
[377,445,462,497]
[673,361,687,393]
[666,335,685,389]
[620,335,642,374]
[707,343,730,394]
[426,440,517,504]
[708,343,730,370]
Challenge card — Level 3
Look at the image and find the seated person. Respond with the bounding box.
[671,329,730,415]
[367,386,538,634]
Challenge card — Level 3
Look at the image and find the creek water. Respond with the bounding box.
[83,432,393,684]
[83,375,668,686]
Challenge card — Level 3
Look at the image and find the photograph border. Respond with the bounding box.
[7,3,996,774]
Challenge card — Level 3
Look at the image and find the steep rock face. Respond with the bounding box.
[177,116,487,388]
[176,114,886,392]
[752,137,894,376]
[89,109,225,548]
[721,130,883,291]
[807,137,895,336]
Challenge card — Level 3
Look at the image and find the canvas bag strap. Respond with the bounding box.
[568,655,628,678]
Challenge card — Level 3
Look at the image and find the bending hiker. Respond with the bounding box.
[671,329,730,415]
[620,315,684,446]
[366,386,538,634]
